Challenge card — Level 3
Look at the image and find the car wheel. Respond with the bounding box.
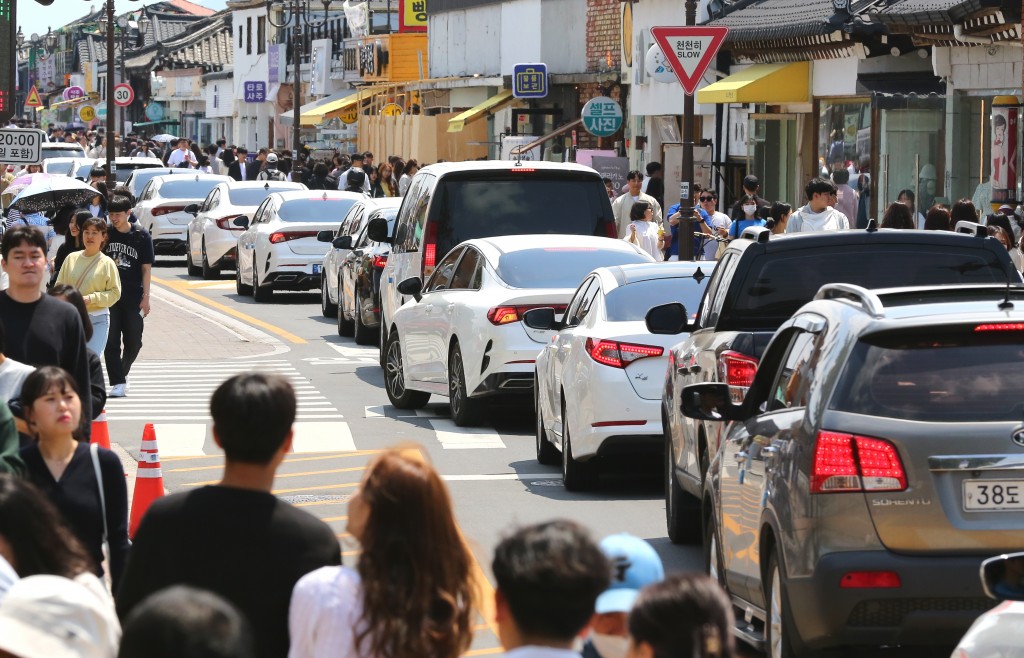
[766,552,799,658]
[535,381,559,465]
[666,422,702,544]
[253,264,273,303]
[448,343,483,427]
[704,510,726,589]
[378,319,387,369]
[321,276,337,318]
[235,260,252,296]
[353,291,374,345]
[186,237,201,277]
[201,241,220,280]
[384,331,430,409]
[336,278,354,337]
[561,399,597,491]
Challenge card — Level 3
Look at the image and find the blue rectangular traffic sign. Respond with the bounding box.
[513,63,548,99]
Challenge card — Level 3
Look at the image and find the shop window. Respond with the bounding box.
[877,96,945,223]
[257,16,266,54]
[247,16,252,55]
[819,99,871,226]
[950,94,1022,217]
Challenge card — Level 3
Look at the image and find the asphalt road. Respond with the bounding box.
[107,258,706,656]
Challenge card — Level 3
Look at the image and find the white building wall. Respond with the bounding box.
[500,1,542,75]
[428,6,503,77]
[944,45,1022,90]
[231,4,273,149]
[539,0,587,74]
[206,79,235,119]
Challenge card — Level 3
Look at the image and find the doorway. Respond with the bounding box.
[749,113,798,204]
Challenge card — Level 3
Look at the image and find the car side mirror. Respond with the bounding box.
[233,217,249,229]
[981,552,1024,601]
[333,235,353,250]
[522,307,559,331]
[645,303,690,335]
[316,230,334,243]
[680,383,742,422]
[366,216,392,243]
[397,277,423,302]
[183,204,200,215]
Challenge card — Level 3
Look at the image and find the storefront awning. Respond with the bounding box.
[697,62,810,105]
[447,89,516,133]
[298,84,393,127]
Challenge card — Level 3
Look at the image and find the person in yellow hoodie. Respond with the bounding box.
[55,217,121,356]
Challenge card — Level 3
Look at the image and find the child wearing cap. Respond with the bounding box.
[582,533,665,658]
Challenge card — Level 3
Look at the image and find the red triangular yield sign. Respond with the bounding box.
[25,86,43,108]
[651,26,729,96]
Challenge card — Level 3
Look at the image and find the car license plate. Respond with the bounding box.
[963,479,1024,511]
[312,264,321,274]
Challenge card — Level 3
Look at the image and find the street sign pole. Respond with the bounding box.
[104,0,115,189]
[680,0,697,261]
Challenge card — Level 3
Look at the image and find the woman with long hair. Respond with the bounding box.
[625,200,664,261]
[768,201,793,235]
[950,198,978,225]
[924,205,952,231]
[398,159,418,196]
[289,449,477,658]
[18,367,129,592]
[881,202,915,230]
[55,216,121,356]
[83,182,108,219]
[377,163,396,197]
[48,285,107,421]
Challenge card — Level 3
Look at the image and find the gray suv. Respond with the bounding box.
[680,283,1024,657]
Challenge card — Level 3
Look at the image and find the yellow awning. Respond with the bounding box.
[447,89,515,133]
[697,62,810,105]
[299,84,392,127]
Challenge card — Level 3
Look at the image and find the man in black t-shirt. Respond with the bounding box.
[0,226,92,439]
[116,373,341,658]
[104,194,154,398]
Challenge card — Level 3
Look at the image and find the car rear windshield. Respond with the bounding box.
[726,247,1009,330]
[432,172,613,258]
[159,179,224,199]
[495,248,651,289]
[228,187,296,206]
[45,161,75,175]
[278,198,358,222]
[42,147,84,159]
[831,327,1024,422]
[113,164,160,182]
[605,275,711,322]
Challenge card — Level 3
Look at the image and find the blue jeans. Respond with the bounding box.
[87,312,110,358]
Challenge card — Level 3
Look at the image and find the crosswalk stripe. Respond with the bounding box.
[135,421,358,456]
[106,413,345,420]
[292,421,356,453]
[153,424,207,457]
[428,418,506,450]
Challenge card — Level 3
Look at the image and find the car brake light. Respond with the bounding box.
[486,304,569,326]
[718,351,758,404]
[975,323,1024,331]
[372,255,388,269]
[423,221,438,274]
[840,571,901,589]
[269,231,318,244]
[585,338,664,368]
[151,205,187,216]
[811,431,907,494]
[604,221,618,238]
[216,215,243,230]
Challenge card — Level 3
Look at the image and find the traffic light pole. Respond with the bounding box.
[679,0,698,261]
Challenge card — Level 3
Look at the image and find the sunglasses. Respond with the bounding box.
[699,196,715,202]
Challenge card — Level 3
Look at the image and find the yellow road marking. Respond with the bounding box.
[271,481,361,494]
[463,648,503,656]
[152,276,307,344]
[184,465,366,485]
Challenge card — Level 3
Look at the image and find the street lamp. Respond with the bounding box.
[99,0,145,188]
[266,0,331,152]
[43,27,57,50]
[16,27,24,49]
[113,15,148,143]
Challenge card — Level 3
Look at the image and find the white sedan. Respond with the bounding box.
[532,261,715,490]
[134,173,231,257]
[235,190,366,302]
[384,235,655,426]
[185,180,306,279]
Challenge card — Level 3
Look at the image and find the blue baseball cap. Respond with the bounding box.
[595,533,665,614]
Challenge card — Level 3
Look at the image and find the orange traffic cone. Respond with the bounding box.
[129,423,165,539]
[90,409,111,449]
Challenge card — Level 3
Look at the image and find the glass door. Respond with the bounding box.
[749,113,798,205]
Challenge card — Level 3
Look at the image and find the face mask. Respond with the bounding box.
[591,633,631,658]
[742,204,756,216]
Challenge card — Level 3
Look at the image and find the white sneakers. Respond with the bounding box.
[109,384,127,398]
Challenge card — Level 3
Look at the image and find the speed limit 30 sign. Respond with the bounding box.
[113,83,135,107]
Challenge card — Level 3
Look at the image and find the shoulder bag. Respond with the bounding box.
[90,443,112,591]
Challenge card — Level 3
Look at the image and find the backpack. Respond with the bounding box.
[258,169,286,182]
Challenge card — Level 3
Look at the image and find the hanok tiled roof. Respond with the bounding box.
[166,0,217,17]
[865,0,1017,25]
[126,12,232,72]
[707,0,840,40]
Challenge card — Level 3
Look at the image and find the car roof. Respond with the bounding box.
[600,261,717,287]
[465,235,645,261]
[728,227,1008,254]
[94,157,164,166]
[272,190,366,203]
[149,173,231,186]
[219,180,305,190]
[418,160,600,178]
[363,197,403,209]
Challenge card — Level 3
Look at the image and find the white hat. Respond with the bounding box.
[0,575,120,658]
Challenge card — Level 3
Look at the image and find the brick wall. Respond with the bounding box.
[586,0,621,72]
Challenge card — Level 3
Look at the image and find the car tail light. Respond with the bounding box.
[422,221,438,275]
[216,215,243,230]
[840,571,901,589]
[604,220,618,238]
[372,255,388,269]
[585,338,664,368]
[151,205,187,216]
[486,304,569,326]
[269,231,318,244]
[718,351,758,403]
[975,323,1024,331]
[811,431,907,494]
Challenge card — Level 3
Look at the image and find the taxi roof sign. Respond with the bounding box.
[650,27,728,95]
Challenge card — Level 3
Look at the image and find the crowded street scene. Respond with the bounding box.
[1,0,1023,657]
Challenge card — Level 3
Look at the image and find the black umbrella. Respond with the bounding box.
[9,177,100,214]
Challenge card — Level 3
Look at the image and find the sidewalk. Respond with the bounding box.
[137,284,283,361]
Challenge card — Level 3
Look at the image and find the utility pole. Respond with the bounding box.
[679,0,698,261]
[105,0,115,189]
